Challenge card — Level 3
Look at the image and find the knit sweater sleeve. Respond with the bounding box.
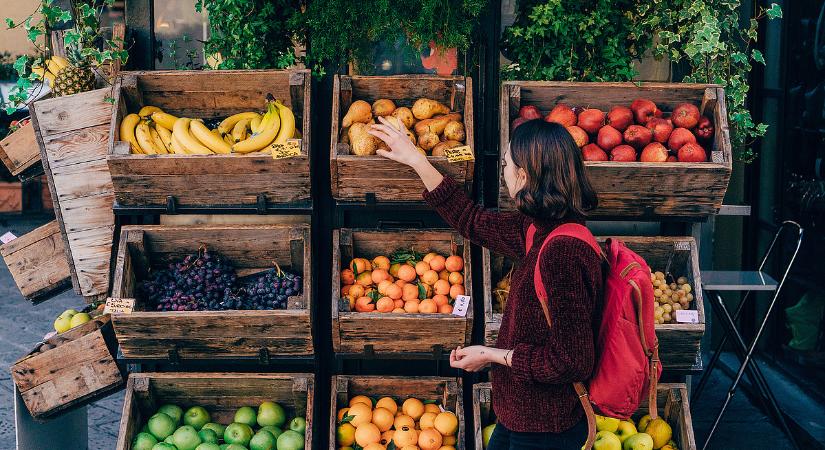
[510,237,600,384]
[423,176,527,259]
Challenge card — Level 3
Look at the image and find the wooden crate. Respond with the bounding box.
[331,375,465,450]
[332,229,473,356]
[330,75,474,202]
[500,82,732,218]
[483,236,703,371]
[472,382,696,450]
[107,69,311,209]
[116,372,314,450]
[0,181,22,212]
[11,315,125,419]
[110,224,313,360]
[0,122,41,176]
[0,220,72,303]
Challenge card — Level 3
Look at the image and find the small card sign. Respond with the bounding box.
[0,231,17,244]
[444,145,474,163]
[675,309,699,324]
[674,241,690,251]
[104,298,135,315]
[271,138,302,159]
[452,295,471,317]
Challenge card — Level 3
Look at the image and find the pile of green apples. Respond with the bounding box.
[594,414,677,450]
[131,402,306,450]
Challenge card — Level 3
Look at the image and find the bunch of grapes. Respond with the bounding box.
[239,268,303,310]
[650,271,694,324]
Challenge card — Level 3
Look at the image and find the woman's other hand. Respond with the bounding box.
[450,345,501,372]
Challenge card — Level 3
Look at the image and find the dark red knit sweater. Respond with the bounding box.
[424,177,603,433]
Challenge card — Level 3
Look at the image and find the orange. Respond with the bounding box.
[394,415,415,430]
[348,284,365,300]
[389,263,402,278]
[348,402,373,427]
[438,304,453,314]
[357,271,374,287]
[372,269,390,284]
[421,270,439,285]
[376,297,394,313]
[398,265,417,282]
[363,443,385,450]
[443,434,457,445]
[337,407,351,421]
[376,397,398,415]
[449,284,465,299]
[385,283,403,300]
[377,280,393,295]
[420,283,433,298]
[445,256,463,272]
[341,285,352,297]
[355,297,376,312]
[402,398,425,420]
[372,255,390,270]
[434,412,458,436]
[393,425,418,447]
[415,261,431,276]
[372,407,394,432]
[393,299,404,309]
[419,412,437,429]
[423,252,438,263]
[380,430,395,446]
[439,270,450,281]
[448,272,463,286]
[337,422,356,446]
[403,300,420,313]
[355,422,381,446]
[341,269,355,285]
[433,279,451,296]
[392,307,406,313]
[419,299,438,314]
[400,447,419,450]
[402,283,420,301]
[350,395,373,408]
[432,294,449,306]
[350,258,372,273]
[439,446,456,450]
[418,428,443,450]
[424,404,441,415]
[429,255,446,272]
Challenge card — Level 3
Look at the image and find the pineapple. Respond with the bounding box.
[52,47,96,97]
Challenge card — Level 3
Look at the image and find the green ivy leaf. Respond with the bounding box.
[752,49,765,65]
[766,4,782,19]
[27,27,43,42]
[13,56,29,76]
[5,18,14,29]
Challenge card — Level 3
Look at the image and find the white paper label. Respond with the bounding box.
[452,295,470,317]
[675,309,699,324]
[674,241,690,251]
[1,232,17,244]
[104,298,135,314]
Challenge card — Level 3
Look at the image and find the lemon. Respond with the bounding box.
[69,312,92,328]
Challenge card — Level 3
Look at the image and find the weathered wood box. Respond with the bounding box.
[0,220,72,303]
[331,375,465,450]
[330,75,474,202]
[10,315,125,419]
[0,122,41,177]
[332,229,472,356]
[110,223,313,361]
[483,236,703,371]
[500,82,732,218]
[473,382,696,450]
[117,372,314,450]
[107,69,311,210]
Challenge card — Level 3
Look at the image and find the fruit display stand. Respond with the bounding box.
[0,220,72,303]
[116,372,314,450]
[330,75,474,203]
[483,236,704,371]
[499,81,732,219]
[110,224,313,361]
[330,375,465,449]
[0,122,42,179]
[10,315,125,420]
[107,69,312,213]
[331,228,473,357]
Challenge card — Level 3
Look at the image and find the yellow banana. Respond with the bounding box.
[273,100,296,144]
[258,107,275,133]
[217,112,260,135]
[135,122,158,155]
[149,126,169,154]
[151,111,179,130]
[190,120,231,154]
[49,55,68,71]
[119,113,142,154]
[46,59,63,77]
[232,119,250,143]
[250,116,263,134]
[223,134,234,145]
[31,66,55,84]
[139,106,163,118]
[170,132,188,154]
[173,118,212,155]
[233,103,280,154]
[156,125,174,151]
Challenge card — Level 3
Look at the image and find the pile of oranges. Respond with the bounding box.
[341,251,465,314]
[336,395,459,450]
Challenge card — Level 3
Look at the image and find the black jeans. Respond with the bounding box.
[486,418,588,450]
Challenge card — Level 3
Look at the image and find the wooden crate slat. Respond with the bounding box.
[0,220,72,302]
[0,122,41,176]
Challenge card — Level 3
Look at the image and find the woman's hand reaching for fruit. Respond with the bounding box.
[450,345,512,372]
[369,117,444,191]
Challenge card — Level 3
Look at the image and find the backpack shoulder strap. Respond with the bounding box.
[530,223,603,305]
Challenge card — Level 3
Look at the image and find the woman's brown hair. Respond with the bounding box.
[509,119,598,220]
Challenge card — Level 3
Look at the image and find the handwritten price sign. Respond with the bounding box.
[104,298,135,314]
[443,145,475,163]
[271,138,302,160]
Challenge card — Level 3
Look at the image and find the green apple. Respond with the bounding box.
[184,406,211,430]
[53,315,73,333]
[615,420,637,443]
[132,432,159,450]
[157,404,184,425]
[151,444,177,450]
[288,417,306,434]
[147,412,177,440]
[250,429,277,450]
[595,415,621,433]
[636,414,651,432]
[201,422,226,437]
[172,425,203,450]
[234,406,257,427]
[164,435,175,444]
[592,430,622,450]
[260,426,282,440]
[224,445,248,450]
[482,423,496,449]
[195,444,222,450]
[224,422,254,447]
[69,312,91,328]
[60,309,79,318]
[199,428,219,444]
[622,432,653,450]
[257,401,285,427]
[276,430,304,450]
[644,418,672,448]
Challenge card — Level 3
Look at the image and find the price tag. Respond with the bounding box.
[674,241,690,251]
[452,295,471,317]
[444,145,475,163]
[270,138,302,159]
[104,298,135,315]
[675,309,699,324]
[0,231,17,244]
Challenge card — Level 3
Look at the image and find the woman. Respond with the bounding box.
[368,117,603,449]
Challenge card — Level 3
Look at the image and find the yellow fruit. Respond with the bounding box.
[434,412,458,436]
[69,312,91,328]
[119,113,142,154]
[218,111,260,135]
[363,444,385,450]
[337,423,356,446]
[138,105,162,118]
[60,309,78,318]
[482,424,496,448]
[402,398,425,421]
[150,111,179,130]
[393,425,418,447]
[419,412,437,429]
[645,418,673,448]
[442,435,456,446]
[439,447,456,450]
[418,428,442,450]
[348,402,373,427]
[134,122,158,154]
[189,120,232,154]
[355,422,381,447]
[173,118,212,154]
[637,414,651,432]
[233,101,280,153]
[54,315,72,333]
[372,407,394,432]
[149,126,169,154]
[337,408,350,422]
[400,447,419,450]
[155,125,174,152]
[380,430,395,446]
[273,100,296,144]
[394,415,416,430]
[424,404,441,415]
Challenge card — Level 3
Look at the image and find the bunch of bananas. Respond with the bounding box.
[119,95,298,156]
[31,55,69,85]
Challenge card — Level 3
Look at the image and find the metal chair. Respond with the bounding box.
[694,220,804,450]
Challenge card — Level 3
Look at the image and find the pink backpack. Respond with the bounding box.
[526,223,662,450]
